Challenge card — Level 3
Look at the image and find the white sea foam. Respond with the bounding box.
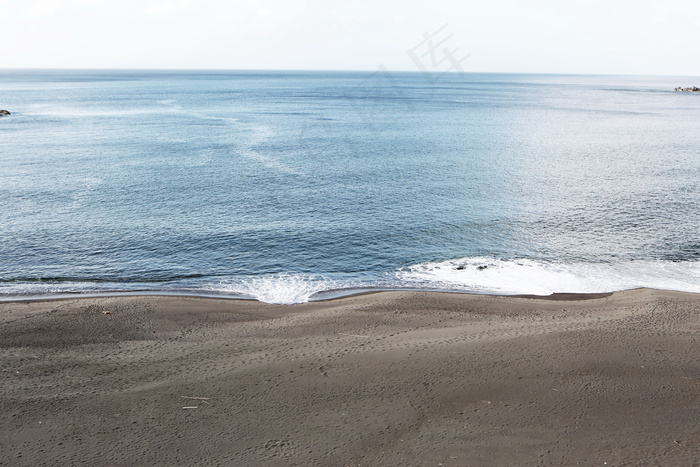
[0,281,144,298]
[3,259,699,304]
[28,98,182,118]
[183,113,301,175]
[28,106,178,118]
[397,257,700,296]
[237,124,302,175]
[211,274,339,304]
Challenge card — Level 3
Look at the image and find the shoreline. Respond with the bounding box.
[3,257,700,305]
[2,289,699,465]
[0,285,670,305]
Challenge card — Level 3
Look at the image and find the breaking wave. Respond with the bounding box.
[208,274,344,305]
[397,257,700,296]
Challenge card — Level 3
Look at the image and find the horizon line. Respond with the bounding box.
[0,67,699,79]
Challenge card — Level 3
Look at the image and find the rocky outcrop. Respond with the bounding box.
[0,110,10,116]
[674,86,700,92]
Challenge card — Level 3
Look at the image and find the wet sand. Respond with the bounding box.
[1,289,699,466]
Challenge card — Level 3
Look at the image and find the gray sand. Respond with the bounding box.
[1,289,699,466]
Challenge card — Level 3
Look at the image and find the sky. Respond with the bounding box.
[1,0,699,76]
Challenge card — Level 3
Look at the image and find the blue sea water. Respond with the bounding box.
[1,70,700,303]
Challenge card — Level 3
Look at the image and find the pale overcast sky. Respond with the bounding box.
[1,0,699,76]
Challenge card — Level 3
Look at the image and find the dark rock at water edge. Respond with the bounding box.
[0,110,11,116]
[674,86,700,92]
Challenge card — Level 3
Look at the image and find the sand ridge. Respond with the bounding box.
[1,289,699,466]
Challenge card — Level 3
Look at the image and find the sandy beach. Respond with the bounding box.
[1,289,698,466]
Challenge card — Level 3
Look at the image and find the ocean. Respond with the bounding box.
[1,70,699,303]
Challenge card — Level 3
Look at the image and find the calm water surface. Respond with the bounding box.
[1,70,699,303]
